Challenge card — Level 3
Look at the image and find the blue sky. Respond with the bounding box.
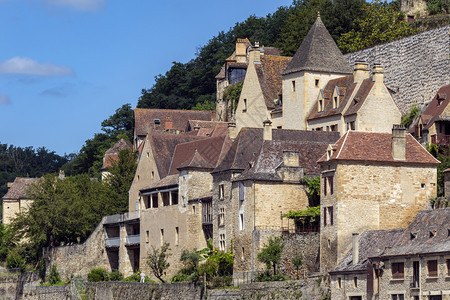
[0,0,292,156]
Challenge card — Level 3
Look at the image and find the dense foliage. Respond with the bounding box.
[0,144,70,198]
[337,0,417,53]
[257,237,285,276]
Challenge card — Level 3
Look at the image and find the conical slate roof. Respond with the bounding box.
[282,16,352,75]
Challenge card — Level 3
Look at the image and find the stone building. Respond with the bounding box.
[330,208,450,300]
[281,15,353,130]
[215,38,281,122]
[136,135,231,279]
[307,62,402,134]
[318,127,440,273]
[233,45,291,134]
[410,84,450,146]
[231,128,340,279]
[2,177,39,225]
[128,133,205,213]
[101,138,133,180]
[133,108,214,151]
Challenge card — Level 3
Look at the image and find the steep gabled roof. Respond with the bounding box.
[331,229,404,273]
[147,133,206,179]
[379,208,450,257]
[236,139,333,182]
[255,55,292,109]
[308,76,356,120]
[343,79,374,116]
[185,120,228,137]
[412,84,450,131]
[134,108,214,136]
[169,135,232,174]
[3,177,39,200]
[318,130,440,165]
[282,16,352,76]
[212,128,264,174]
[102,139,133,170]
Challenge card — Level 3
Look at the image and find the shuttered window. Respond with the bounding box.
[392,262,404,279]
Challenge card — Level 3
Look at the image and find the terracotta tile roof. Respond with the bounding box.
[102,139,133,169]
[169,135,232,174]
[134,108,214,136]
[331,229,404,273]
[147,133,207,179]
[412,84,450,131]
[3,177,39,200]
[282,16,352,76]
[186,120,228,137]
[379,208,450,257]
[308,76,356,120]
[318,130,440,165]
[256,55,292,109]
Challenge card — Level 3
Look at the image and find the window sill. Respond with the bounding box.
[390,278,404,282]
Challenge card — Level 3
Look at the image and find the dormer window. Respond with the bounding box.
[410,232,417,240]
[318,100,324,112]
[154,119,161,125]
[333,96,338,108]
[429,230,437,238]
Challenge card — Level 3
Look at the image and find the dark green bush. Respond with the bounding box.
[109,270,123,281]
[6,251,26,273]
[87,267,109,282]
[49,265,62,285]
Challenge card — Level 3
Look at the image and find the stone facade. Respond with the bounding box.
[231,179,310,275]
[344,25,450,114]
[321,162,437,272]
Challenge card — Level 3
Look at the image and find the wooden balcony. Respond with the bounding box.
[431,134,450,145]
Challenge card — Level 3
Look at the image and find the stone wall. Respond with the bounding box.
[0,273,40,300]
[23,285,71,300]
[344,25,450,114]
[84,281,204,300]
[45,217,109,280]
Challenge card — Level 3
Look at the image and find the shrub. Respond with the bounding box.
[49,265,62,285]
[87,267,109,282]
[255,271,289,282]
[171,272,190,283]
[122,270,154,282]
[109,270,123,281]
[6,251,26,273]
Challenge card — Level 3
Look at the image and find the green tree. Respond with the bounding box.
[427,0,449,15]
[147,243,171,283]
[49,264,62,284]
[257,237,285,275]
[337,0,417,53]
[11,174,117,263]
[103,148,137,213]
[292,253,303,279]
[401,104,419,129]
[101,104,134,142]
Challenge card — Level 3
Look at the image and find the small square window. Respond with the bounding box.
[154,119,161,125]
[421,183,426,189]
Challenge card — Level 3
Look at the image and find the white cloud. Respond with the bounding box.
[0,57,75,76]
[0,94,11,105]
[45,0,106,11]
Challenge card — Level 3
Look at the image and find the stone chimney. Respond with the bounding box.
[353,61,370,83]
[283,151,299,167]
[249,46,260,63]
[235,38,248,63]
[228,122,237,139]
[392,124,406,161]
[372,63,384,83]
[263,119,272,141]
[352,233,359,265]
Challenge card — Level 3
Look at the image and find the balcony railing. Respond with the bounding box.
[105,237,120,248]
[126,234,140,246]
[104,211,140,225]
[431,134,450,145]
